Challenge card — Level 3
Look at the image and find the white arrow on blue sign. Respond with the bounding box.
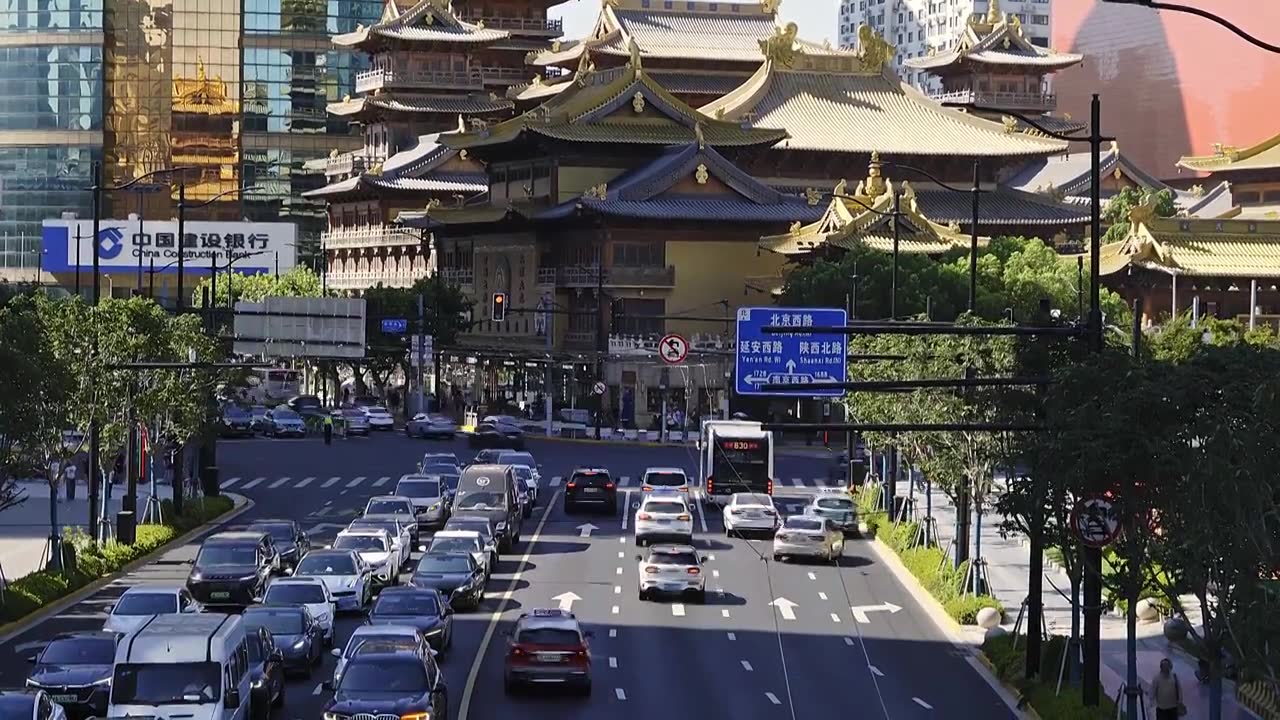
[381,318,409,334]
[734,306,848,397]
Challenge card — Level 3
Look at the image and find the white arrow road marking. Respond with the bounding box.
[549,476,562,487]
[741,660,753,671]
[552,592,581,612]
[849,601,903,624]
[868,665,884,677]
[769,597,798,621]
[671,604,685,617]
[223,477,241,488]
[346,477,364,488]
[608,657,617,668]
[620,490,632,530]
[373,476,390,487]
[913,698,933,710]
[268,477,291,489]
[243,477,265,489]
[322,476,341,488]
[766,692,782,705]
[615,688,627,701]
[296,477,314,488]
[578,523,598,537]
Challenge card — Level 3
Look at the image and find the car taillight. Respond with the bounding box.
[766,479,773,495]
[638,513,652,521]
[510,645,526,657]
[730,508,745,515]
[575,648,588,659]
[642,486,653,492]
[678,487,688,492]
[686,567,700,575]
[706,477,714,494]
[677,514,691,521]
[644,566,660,574]
[605,482,615,489]
[567,482,577,489]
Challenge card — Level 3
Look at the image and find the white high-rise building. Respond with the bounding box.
[838,0,1052,90]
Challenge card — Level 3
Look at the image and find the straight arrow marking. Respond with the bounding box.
[578,523,598,537]
[769,597,798,621]
[552,592,580,612]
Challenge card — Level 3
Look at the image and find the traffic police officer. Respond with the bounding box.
[323,412,333,445]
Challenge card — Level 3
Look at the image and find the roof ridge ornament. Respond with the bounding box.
[632,91,646,113]
[695,121,706,150]
[583,182,608,200]
[761,0,781,14]
[856,24,894,73]
[457,114,466,133]
[1001,115,1018,134]
[627,37,642,70]
[1129,196,1158,227]
[759,22,800,67]
[864,151,887,198]
[987,0,1001,23]
[833,178,847,197]
[695,163,709,185]
[805,187,822,206]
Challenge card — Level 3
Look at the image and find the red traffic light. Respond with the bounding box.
[492,292,507,322]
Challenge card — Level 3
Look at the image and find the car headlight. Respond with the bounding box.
[239,575,258,582]
[494,522,507,533]
[293,638,307,650]
[322,713,344,720]
[92,676,112,687]
[24,678,39,688]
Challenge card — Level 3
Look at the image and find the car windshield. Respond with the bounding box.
[335,535,386,552]
[512,466,533,480]
[397,480,441,498]
[111,662,221,705]
[347,636,416,658]
[366,499,411,515]
[416,555,472,573]
[367,407,390,415]
[446,521,491,539]
[645,472,686,486]
[40,637,115,665]
[785,517,825,532]
[516,627,580,646]
[642,501,686,514]
[264,583,326,604]
[737,494,773,507]
[342,410,365,419]
[351,521,399,538]
[296,554,355,575]
[338,660,427,692]
[114,592,178,615]
[273,409,300,421]
[649,550,698,566]
[245,611,304,636]
[429,537,477,555]
[456,491,505,510]
[374,593,441,616]
[249,523,294,544]
[500,453,535,466]
[816,497,854,511]
[196,544,256,567]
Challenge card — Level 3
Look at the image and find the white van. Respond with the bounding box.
[107,613,252,720]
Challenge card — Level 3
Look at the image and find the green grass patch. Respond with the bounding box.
[982,633,1119,720]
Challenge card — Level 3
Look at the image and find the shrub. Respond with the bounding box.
[870,514,1006,625]
[981,633,1118,719]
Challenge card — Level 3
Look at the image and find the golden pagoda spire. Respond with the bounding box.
[864,151,887,198]
[986,0,1001,23]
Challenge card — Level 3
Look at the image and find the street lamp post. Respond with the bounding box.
[176,185,262,312]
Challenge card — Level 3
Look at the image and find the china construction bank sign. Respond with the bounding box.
[41,218,297,275]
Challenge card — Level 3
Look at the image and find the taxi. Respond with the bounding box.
[503,609,593,695]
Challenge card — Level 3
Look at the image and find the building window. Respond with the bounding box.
[617,298,664,336]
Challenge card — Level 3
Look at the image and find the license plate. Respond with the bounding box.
[211,591,231,600]
[583,488,601,494]
[656,519,672,525]
[537,653,564,663]
[50,694,77,703]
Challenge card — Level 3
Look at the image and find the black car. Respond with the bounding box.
[288,394,326,420]
[410,552,485,610]
[321,652,448,720]
[24,631,117,719]
[468,420,524,450]
[221,404,254,438]
[246,519,310,571]
[186,531,277,607]
[242,605,323,677]
[368,587,454,654]
[564,467,618,514]
[0,690,65,720]
[246,625,285,720]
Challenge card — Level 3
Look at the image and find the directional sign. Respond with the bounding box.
[381,318,409,334]
[849,601,903,624]
[1071,494,1121,548]
[659,333,689,365]
[735,306,847,397]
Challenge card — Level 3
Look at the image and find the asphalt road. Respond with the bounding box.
[0,432,1012,719]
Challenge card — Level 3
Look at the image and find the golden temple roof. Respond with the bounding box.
[334,0,508,51]
[440,47,788,152]
[760,154,976,256]
[1177,131,1280,174]
[906,0,1083,73]
[1098,199,1280,278]
[699,25,1066,157]
[172,60,239,115]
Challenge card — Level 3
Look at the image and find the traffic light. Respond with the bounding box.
[610,297,624,329]
[491,292,507,322]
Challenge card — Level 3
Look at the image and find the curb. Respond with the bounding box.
[864,536,1034,719]
[973,651,1045,720]
[0,492,254,647]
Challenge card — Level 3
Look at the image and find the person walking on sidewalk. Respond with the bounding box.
[1151,657,1187,719]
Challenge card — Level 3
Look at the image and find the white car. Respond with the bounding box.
[348,514,413,568]
[640,467,690,496]
[426,530,491,581]
[510,465,539,505]
[634,493,694,546]
[773,514,845,564]
[293,549,373,612]
[329,624,433,686]
[722,492,779,537]
[262,576,336,644]
[364,406,395,430]
[103,586,201,634]
[637,544,706,602]
[333,529,397,586]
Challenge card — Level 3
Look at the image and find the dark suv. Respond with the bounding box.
[186,530,278,607]
[563,468,617,514]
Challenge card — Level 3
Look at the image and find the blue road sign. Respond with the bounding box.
[381,318,409,334]
[735,306,848,397]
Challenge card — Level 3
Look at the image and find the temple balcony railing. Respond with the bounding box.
[557,266,601,287]
[326,269,419,291]
[536,267,556,286]
[607,265,675,288]
[932,89,1057,112]
[355,67,484,94]
[457,12,562,34]
[322,226,411,249]
[439,268,475,288]
[479,65,533,85]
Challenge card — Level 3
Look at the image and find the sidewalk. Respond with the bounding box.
[889,478,1259,720]
[0,480,173,582]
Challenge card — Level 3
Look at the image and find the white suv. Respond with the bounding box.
[634,493,694,546]
[333,529,396,586]
[640,467,689,496]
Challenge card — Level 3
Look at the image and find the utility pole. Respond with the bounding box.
[594,236,605,441]
[176,184,186,311]
[88,159,102,543]
[545,301,553,437]
[1082,93,1105,708]
[417,293,426,414]
[845,271,858,488]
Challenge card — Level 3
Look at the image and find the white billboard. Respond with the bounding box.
[233,296,367,360]
[41,218,297,276]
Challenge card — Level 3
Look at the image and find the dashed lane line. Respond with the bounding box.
[830,613,842,623]
[322,477,341,488]
[549,476,562,487]
[818,592,828,600]
[913,698,933,710]
[671,604,685,617]
[843,637,855,646]
[609,629,617,638]
[242,477,265,489]
[727,632,736,641]
[223,477,240,488]
[612,605,620,615]
[615,688,627,701]
[373,476,390,487]
[722,609,731,618]
[712,569,720,578]
[868,665,884,677]
[620,489,632,531]
[741,660,754,671]
[617,551,624,558]
[296,477,314,488]
[694,493,709,533]
[613,586,621,594]
[766,692,782,705]
[608,657,618,669]
[615,567,622,575]
[346,476,364,488]
[268,477,291,489]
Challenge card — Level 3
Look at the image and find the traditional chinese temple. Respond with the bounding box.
[172,61,243,220]
[1177,131,1280,220]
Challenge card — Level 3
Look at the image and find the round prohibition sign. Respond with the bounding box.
[659,333,689,365]
[1070,494,1121,548]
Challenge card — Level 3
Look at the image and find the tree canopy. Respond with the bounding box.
[1102,186,1178,243]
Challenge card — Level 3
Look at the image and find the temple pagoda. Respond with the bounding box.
[171,61,242,219]
[904,0,1085,136]
[1178,131,1280,219]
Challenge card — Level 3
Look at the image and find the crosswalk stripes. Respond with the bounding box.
[242,477,266,489]
[373,476,389,487]
[346,477,364,488]
[268,477,291,489]
[218,474,846,492]
[296,477,314,488]
[321,477,341,488]
[223,477,240,488]
[790,478,803,487]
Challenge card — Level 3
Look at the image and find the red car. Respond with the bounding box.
[503,609,593,695]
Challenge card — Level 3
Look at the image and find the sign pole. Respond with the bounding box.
[417,294,426,415]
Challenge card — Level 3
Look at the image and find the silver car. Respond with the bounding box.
[348,515,413,569]
[336,408,370,435]
[395,474,451,529]
[773,514,845,564]
[407,413,458,439]
[806,490,857,533]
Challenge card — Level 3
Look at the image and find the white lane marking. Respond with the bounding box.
[615,567,622,575]
[790,477,803,487]
[712,569,720,578]
[223,477,240,488]
[807,572,817,580]
[312,683,323,695]
[609,628,617,638]
[868,665,884,677]
[268,477,291,489]
[611,605,619,615]
[913,698,933,710]
[844,637,855,646]
[671,604,685,617]
[818,592,828,600]
[609,657,617,669]
[615,688,627,701]
[457,490,560,720]
[722,609,731,618]
[549,476,562,487]
[618,537,625,544]
[296,476,314,488]
[242,477,266,489]
[322,476,341,488]
[617,551,625,558]
[346,476,364,488]
[727,632,736,641]
[613,585,621,594]
[830,613,842,623]
[707,554,716,561]
[766,692,782,705]
[620,489,632,530]
[694,493,709,533]
[373,476,390,487]
[741,660,754,671]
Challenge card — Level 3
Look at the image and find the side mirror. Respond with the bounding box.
[283,568,294,576]
[25,654,37,664]
[330,648,342,658]
[224,687,241,709]
[418,544,427,552]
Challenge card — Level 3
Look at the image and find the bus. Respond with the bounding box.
[246,367,302,405]
[698,420,774,506]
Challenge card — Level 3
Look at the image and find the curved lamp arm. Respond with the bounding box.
[882,160,986,195]
[94,166,196,193]
[181,185,266,210]
[1102,0,1279,54]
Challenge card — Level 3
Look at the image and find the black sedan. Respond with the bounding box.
[221,405,254,438]
[410,552,485,610]
[246,626,285,720]
[368,587,454,655]
[468,419,525,450]
[321,653,448,720]
[24,631,117,719]
[245,519,310,572]
[242,606,323,678]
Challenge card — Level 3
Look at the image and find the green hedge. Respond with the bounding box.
[982,633,1119,719]
[0,494,235,624]
[856,485,1005,625]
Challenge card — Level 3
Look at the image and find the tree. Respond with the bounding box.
[191,265,325,307]
[354,278,472,397]
[1102,186,1178,243]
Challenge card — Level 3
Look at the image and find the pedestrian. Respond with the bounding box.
[323,413,333,445]
[1151,657,1186,719]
